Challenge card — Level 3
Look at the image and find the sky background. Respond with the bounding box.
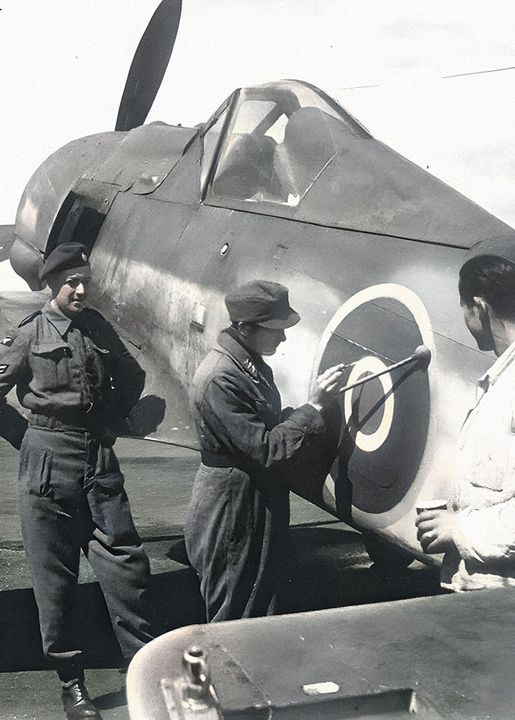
[2,0,515,289]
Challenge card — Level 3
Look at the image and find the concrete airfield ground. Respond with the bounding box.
[0,437,440,720]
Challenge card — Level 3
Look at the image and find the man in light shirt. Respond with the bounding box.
[416,249,515,591]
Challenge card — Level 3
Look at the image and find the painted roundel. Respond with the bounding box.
[316,284,433,515]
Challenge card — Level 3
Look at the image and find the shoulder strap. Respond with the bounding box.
[18,309,41,327]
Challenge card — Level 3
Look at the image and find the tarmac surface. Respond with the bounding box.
[0,437,441,720]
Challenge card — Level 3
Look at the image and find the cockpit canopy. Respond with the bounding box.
[204,80,370,207]
[201,79,514,247]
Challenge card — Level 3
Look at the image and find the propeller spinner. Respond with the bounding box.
[115,0,182,132]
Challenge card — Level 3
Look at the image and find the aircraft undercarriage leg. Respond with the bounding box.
[362,532,415,576]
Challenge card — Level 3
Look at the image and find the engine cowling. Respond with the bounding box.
[11,131,123,289]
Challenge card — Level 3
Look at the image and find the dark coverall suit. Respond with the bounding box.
[184,327,326,622]
[0,301,152,679]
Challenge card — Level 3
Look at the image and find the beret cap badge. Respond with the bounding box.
[39,243,91,282]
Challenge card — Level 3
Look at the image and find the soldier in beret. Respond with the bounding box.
[0,243,152,720]
[185,279,345,622]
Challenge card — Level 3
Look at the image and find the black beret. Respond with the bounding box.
[40,243,90,282]
[225,280,300,329]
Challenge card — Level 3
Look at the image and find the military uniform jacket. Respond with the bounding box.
[0,301,145,432]
[191,327,326,477]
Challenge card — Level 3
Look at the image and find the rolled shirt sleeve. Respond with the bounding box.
[454,499,515,565]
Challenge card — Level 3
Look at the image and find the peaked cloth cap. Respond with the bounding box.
[40,243,91,282]
[225,280,300,329]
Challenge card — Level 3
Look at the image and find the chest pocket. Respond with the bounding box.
[84,339,111,396]
[465,431,515,493]
[30,341,71,390]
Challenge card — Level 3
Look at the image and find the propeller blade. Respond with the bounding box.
[0,225,15,263]
[115,0,182,132]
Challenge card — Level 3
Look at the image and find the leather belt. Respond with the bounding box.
[200,451,237,468]
[29,412,93,433]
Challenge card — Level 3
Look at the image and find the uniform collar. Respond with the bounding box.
[217,327,272,382]
[478,339,515,392]
[42,300,73,337]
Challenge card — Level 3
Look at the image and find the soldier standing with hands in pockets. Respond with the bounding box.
[0,243,153,720]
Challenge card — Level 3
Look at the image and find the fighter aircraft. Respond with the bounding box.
[2,0,515,566]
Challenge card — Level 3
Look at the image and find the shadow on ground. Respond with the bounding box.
[0,524,441,674]
[0,566,204,673]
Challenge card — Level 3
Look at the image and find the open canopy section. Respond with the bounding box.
[204,80,515,248]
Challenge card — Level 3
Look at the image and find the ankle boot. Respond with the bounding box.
[62,681,103,720]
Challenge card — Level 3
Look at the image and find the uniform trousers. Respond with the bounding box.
[19,427,152,680]
[185,463,290,622]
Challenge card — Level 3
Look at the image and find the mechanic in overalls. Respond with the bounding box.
[185,279,344,622]
[0,243,153,720]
